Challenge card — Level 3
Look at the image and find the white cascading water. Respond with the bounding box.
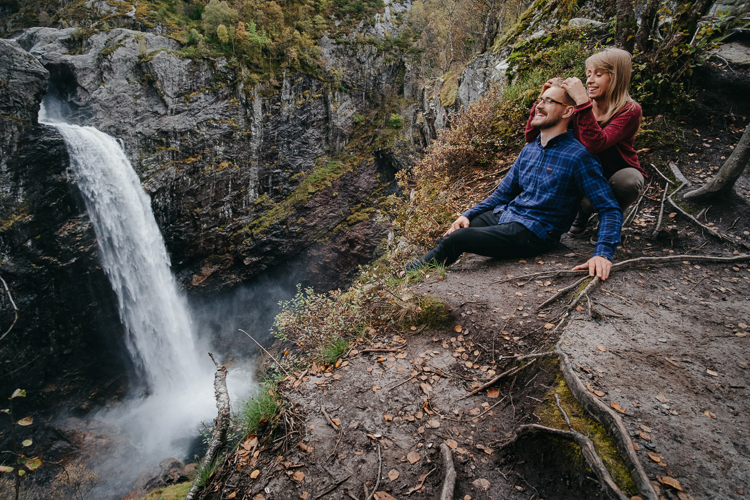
[40,103,225,467]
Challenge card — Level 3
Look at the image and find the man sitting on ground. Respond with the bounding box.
[407,79,623,280]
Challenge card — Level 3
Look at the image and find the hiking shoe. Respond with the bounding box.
[568,211,591,238]
[404,258,425,273]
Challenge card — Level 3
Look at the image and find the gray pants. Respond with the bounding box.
[580,167,645,215]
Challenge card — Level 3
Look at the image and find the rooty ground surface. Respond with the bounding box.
[199,117,750,500]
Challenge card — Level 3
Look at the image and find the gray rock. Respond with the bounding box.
[569,17,607,28]
[712,42,750,69]
[133,457,187,493]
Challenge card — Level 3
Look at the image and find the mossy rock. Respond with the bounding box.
[398,295,452,329]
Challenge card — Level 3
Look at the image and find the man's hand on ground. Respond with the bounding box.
[443,216,470,236]
[573,256,612,280]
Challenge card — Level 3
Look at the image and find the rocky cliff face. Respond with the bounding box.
[10,25,420,290]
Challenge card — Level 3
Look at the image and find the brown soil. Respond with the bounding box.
[199,113,750,500]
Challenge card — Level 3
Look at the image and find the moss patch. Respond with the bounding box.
[535,369,639,496]
[139,482,191,500]
[439,71,459,108]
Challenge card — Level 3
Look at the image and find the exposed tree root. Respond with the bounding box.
[555,350,658,500]
[504,424,629,500]
[185,354,231,500]
[497,253,750,285]
[439,444,456,500]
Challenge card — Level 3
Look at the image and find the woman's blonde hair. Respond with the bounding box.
[586,48,637,125]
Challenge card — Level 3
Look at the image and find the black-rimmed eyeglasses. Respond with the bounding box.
[536,97,572,107]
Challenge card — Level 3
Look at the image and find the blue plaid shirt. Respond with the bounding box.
[463,131,622,260]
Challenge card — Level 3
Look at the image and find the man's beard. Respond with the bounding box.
[531,112,561,130]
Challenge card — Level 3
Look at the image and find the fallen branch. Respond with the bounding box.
[0,276,19,342]
[239,329,290,377]
[315,473,352,499]
[668,161,691,187]
[439,444,456,500]
[385,376,417,392]
[477,396,508,419]
[460,358,537,400]
[494,351,556,363]
[185,354,231,500]
[504,425,629,500]
[364,443,382,500]
[567,277,600,314]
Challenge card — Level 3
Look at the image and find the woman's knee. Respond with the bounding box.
[609,168,644,208]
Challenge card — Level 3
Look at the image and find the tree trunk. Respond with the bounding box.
[634,0,659,53]
[683,124,750,199]
[615,0,636,53]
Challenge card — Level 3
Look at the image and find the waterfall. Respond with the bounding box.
[39,104,229,472]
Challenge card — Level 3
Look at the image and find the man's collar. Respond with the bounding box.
[536,130,573,149]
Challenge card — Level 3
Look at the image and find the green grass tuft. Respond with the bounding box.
[238,381,282,435]
[320,337,350,364]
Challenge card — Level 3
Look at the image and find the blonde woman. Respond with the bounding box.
[525,48,646,236]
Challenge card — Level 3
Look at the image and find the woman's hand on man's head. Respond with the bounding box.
[539,79,556,98]
[561,77,589,106]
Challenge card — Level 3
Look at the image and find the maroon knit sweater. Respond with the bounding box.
[525,100,646,179]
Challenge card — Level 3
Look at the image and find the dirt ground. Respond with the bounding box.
[199,110,750,500]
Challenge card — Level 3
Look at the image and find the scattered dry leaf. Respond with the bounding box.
[473,478,491,491]
[427,419,440,428]
[454,325,462,333]
[300,493,309,500]
[656,394,669,403]
[407,451,421,464]
[706,369,719,377]
[544,323,555,329]
[704,410,716,419]
[372,386,380,392]
[384,414,393,421]
[250,470,260,479]
[332,418,341,426]
[374,492,397,500]
[487,388,500,398]
[676,492,695,500]
[388,469,399,481]
[227,492,237,499]
[611,402,626,414]
[648,452,662,463]
[640,424,652,433]
[638,431,651,441]
[657,476,683,491]
[445,439,458,449]
[597,345,607,352]
[292,471,305,482]
[420,383,432,395]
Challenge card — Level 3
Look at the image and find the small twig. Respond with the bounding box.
[365,443,382,500]
[460,358,537,400]
[321,405,339,432]
[624,180,650,226]
[650,163,676,186]
[554,393,573,431]
[688,276,709,292]
[0,276,19,342]
[327,430,343,462]
[729,217,740,230]
[359,348,404,354]
[406,467,436,495]
[651,182,669,238]
[477,396,508,419]
[238,329,289,376]
[385,376,417,392]
[495,351,556,362]
[315,473,352,499]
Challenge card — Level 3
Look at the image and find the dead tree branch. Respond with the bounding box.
[460,358,537,400]
[239,329,289,376]
[439,444,456,500]
[185,354,231,500]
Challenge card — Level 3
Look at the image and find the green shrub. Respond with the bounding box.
[389,113,403,129]
[353,113,365,125]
